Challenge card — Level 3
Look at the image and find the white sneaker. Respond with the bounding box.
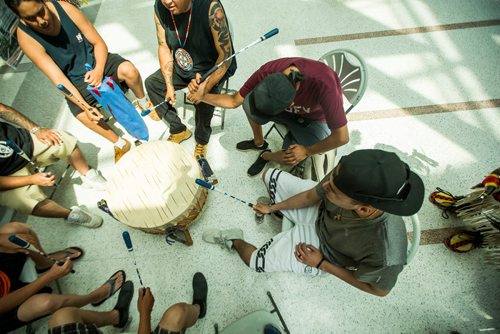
[66,206,103,228]
[202,229,243,251]
[81,169,107,191]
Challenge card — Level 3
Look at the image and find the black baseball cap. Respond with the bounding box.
[332,149,425,216]
[242,73,296,125]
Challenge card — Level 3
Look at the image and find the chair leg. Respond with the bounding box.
[220,108,225,130]
[267,291,290,334]
[264,124,277,140]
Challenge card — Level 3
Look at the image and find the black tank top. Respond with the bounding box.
[155,0,236,80]
[18,1,94,84]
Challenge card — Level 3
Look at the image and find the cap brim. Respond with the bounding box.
[374,171,425,216]
[243,92,273,125]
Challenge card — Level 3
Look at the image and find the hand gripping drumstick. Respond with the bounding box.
[8,235,76,273]
[142,28,279,117]
[122,231,144,287]
[57,84,101,118]
[195,178,254,208]
[5,140,41,173]
[199,28,279,83]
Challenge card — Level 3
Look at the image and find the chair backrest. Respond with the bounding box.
[406,214,421,264]
[318,49,368,114]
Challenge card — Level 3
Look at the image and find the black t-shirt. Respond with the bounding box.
[154,0,236,80]
[0,122,32,176]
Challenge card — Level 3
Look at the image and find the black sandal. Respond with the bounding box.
[114,280,134,328]
[92,270,126,307]
[36,246,84,274]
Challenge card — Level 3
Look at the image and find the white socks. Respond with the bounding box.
[114,138,127,149]
[137,96,149,109]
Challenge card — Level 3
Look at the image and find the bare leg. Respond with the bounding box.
[247,116,265,146]
[17,280,117,322]
[117,61,146,99]
[68,147,90,175]
[157,303,200,332]
[48,307,119,328]
[232,239,257,266]
[31,199,70,219]
[76,113,119,143]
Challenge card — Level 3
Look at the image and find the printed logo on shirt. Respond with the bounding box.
[76,33,83,43]
[285,105,311,114]
[0,142,14,158]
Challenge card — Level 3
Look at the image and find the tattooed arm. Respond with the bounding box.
[0,103,62,145]
[205,0,233,92]
[154,13,176,104]
[0,103,39,132]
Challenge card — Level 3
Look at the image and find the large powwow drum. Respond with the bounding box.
[106,141,207,245]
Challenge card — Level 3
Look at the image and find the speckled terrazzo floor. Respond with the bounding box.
[1,0,500,333]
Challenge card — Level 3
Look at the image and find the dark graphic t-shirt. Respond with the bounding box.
[0,122,32,176]
[239,57,347,131]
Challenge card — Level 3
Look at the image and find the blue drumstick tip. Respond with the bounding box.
[195,178,214,190]
[122,231,133,251]
[8,235,29,248]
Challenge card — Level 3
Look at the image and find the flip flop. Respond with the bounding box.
[113,280,134,328]
[92,270,126,307]
[36,246,84,273]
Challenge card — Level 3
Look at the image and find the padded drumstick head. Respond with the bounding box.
[57,84,72,96]
[8,235,30,249]
[195,178,214,190]
[5,140,22,154]
[262,28,279,40]
[122,231,133,252]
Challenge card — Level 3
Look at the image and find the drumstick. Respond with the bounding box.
[140,98,170,117]
[195,178,254,207]
[199,28,279,83]
[5,140,42,173]
[57,84,101,118]
[8,235,75,273]
[122,231,144,287]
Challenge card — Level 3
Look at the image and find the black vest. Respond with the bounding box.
[18,1,94,83]
[154,0,236,80]
[0,123,32,176]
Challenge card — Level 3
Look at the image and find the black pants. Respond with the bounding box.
[145,69,225,145]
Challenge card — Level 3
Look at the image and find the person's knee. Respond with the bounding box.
[18,294,63,322]
[158,303,190,332]
[118,61,139,81]
[48,307,81,328]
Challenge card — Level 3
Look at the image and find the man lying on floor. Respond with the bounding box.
[203,149,425,296]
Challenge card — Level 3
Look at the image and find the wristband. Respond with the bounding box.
[315,258,325,269]
[30,127,40,134]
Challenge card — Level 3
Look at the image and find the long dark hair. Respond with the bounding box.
[4,0,43,15]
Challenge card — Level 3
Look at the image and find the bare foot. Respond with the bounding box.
[90,270,125,305]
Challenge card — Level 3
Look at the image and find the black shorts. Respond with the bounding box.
[67,53,129,116]
[0,253,53,333]
[48,323,103,334]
